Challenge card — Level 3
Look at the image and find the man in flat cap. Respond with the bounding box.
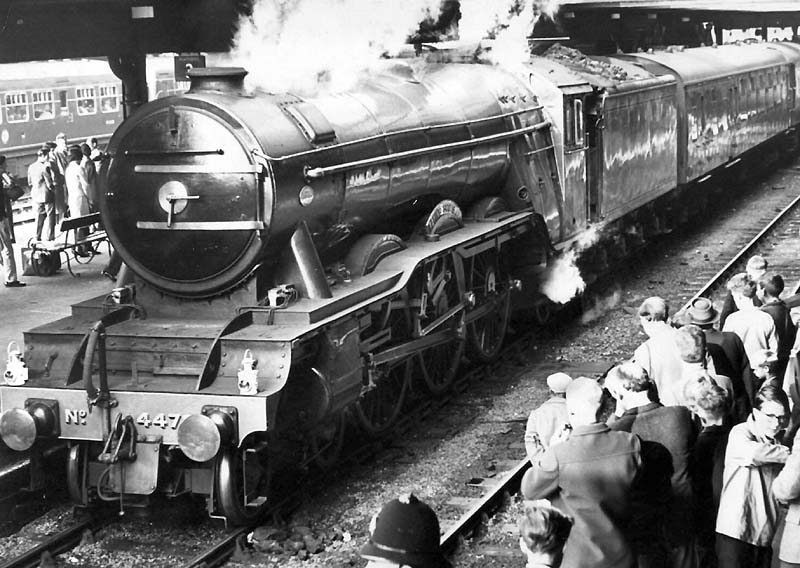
[525,372,573,463]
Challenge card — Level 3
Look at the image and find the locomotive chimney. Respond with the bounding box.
[187,67,248,94]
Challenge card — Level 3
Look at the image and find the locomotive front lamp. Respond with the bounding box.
[0,401,59,451]
[176,409,235,462]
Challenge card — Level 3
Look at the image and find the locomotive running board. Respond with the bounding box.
[232,210,534,341]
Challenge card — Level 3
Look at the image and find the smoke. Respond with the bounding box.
[540,249,585,304]
[458,0,562,42]
[228,0,443,96]
[539,223,604,305]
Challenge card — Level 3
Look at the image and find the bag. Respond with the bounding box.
[6,183,23,202]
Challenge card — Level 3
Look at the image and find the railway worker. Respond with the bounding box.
[772,428,800,568]
[360,493,451,568]
[518,500,573,568]
[685,381,730,568]
[0,155,24,288]
[757,272,797,380]
[521,377,641,568]
[631,297,685,406]
[678,297,757,408]
[28,147,56,242]
[722,273,778,372]
[65,146,91,257]
[719,256,767,329]
[607,362,698,568]
[715,384,790,568]
[524,372,573,462]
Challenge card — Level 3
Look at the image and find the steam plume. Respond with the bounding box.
[228,0,443,96]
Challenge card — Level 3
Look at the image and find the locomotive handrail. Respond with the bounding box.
[303,120,551,179]
[83,322,113,414]
[250,106,544,163]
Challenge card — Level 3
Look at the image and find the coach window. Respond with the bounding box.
[4,92,28,123]
[31,90,55,120]
[99,84,119,113]
[76,87,96,115]
[58,90,69,116]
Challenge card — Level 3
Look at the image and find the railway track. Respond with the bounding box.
[0,515,110,568]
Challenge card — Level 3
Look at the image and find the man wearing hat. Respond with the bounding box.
[684,297,756,408]
[360,493,451,568]
[525,372,573,463]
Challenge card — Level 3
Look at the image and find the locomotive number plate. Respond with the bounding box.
[135,413,187,429]
[63,410,187,429]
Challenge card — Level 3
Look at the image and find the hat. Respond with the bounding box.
[685,297,719,326]
[55,132,66,140]
[546,372,573,394]
[361,494,451,568]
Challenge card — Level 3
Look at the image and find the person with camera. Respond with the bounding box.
[0,155,25,287]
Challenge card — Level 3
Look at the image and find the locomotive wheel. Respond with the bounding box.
[354,301,412,437]
[309,411,346,470]
[466,252,511,363]
[215,440,269,525]
[67,442,90,506]
[413,255,465,395]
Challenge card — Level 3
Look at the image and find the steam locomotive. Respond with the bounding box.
[2,39,800,525]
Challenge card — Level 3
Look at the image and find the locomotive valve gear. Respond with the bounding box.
[4,342,28,386]
[237,350,259,395]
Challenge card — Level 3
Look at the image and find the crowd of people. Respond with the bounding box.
[357,255,800,568]
[0,133,106,288]
[27,132,102,250]
[522,255,800,568]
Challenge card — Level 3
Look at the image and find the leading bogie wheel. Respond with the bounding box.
[309,411,347,470]
[215,439,270,525]
[67,442,90,506]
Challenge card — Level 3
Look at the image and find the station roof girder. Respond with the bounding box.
[0,0,244,63]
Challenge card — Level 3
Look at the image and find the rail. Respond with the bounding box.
[0,516,109,568]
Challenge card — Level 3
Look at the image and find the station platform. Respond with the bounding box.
[0,220,114,352]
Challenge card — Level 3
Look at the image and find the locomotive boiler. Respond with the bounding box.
[4,39,800,525]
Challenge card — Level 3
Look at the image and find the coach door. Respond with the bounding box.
[585,91,604,223]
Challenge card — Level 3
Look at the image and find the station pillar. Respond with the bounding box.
[108,53,149,119]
